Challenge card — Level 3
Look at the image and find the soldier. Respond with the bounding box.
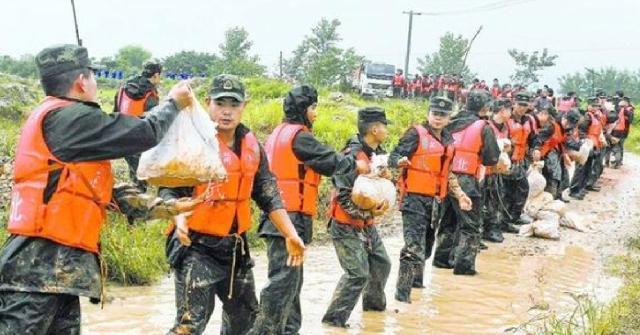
[571,98,606,197]
[433,90,501,275]
[160,75,306,335]
[0,44,193,333]
[249,85,364,335]
[321,107,392,328]
[113,62,163,197]
[392,69,406,98]
[609,97,634,168]
[503,92,536,226]
[483,98,516,243]
[390,96,472,303]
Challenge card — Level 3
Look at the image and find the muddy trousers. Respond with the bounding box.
[0,291,80,335]
[588,149,604,186]
[124,153,148,193]
[502,163,529,222]
[396,201,437,303]
[168,250,258,335]
[610,139,625,167]
[322,222,391,327]
[481,175,504,235]
[570,152,594,195]
[434,195,482,274]
[249,237,303,335]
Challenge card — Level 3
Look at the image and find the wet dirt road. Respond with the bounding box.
[83,155,640,335]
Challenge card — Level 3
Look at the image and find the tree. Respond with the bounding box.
[508,48,558,87]
[559,68,640,99]
[416,32,475,81]
[163,51,217,75]
[114,45,152,75]
[284,18,365,87]
[210,27,265,77]
[0,54,38,78]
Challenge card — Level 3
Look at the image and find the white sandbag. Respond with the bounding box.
[542,200,567,216]
[351,154,396,213]
[527,161,546,199]
[535,210,560,222]
[525,192,554,217]
[519,223,535,237]
[560,212,587,232]
[532,219,560,240]
[137,100,227,187]
[570,139,593,165]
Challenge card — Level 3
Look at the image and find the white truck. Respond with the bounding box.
[352,62,395,98]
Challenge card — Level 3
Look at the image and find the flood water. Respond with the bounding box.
[82,231,597,335]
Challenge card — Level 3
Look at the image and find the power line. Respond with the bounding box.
[419,0,537,16]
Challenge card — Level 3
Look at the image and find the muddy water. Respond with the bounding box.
[83,158,640,335]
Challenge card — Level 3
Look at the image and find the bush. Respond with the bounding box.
[100,214,169,285]
[0,119,19,157]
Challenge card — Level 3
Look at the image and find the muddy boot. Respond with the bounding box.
[412,262,425,288]
[395,262,414,303]
[501,223,520,234]
[514,214,533,226]
[452,235,478,276]
[482,229,504,243]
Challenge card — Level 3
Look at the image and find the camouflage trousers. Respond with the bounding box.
[433,195,483,275]
[322,221,391,327]
[571,150,594,195]
[124,153,148,193]
[588,148,605,185]
[248,236,303,335]
[395,195,438,303]
[0,291,80,335]
[481,175,503,236]
[167,233,258,335]
[502,162,529,223]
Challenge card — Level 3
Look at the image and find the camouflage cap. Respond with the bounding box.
[209,74,246,102]
[515,91,532,104]
[493,97,513,110]
[429,96,454,113]
[35,44,96,79]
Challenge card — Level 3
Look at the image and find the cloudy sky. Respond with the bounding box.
[1,0,639,88]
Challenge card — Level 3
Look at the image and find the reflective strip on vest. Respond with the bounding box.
[265,123,321,216]
[8,97,113,253]
[187,132,260,237]
[451,119,486,176]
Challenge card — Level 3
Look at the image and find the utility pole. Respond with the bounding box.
[70,0,82,46]
[279,51,283,79]
[402,10,425,76]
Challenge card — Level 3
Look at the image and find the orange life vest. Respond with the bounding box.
[451,119,486,177]
[399,125,453,200]
[264,123,321,216]
[558,98,574,112]
[8,97,114,253]
[393,75,405,87]
[117,87,158,117]
[587,112,604,149]
[329,151,373,229]
[485,121,509,176]
[614,108,627,132]
[187,132,261,237]
[540,121,564,157]
[508,118,529,162]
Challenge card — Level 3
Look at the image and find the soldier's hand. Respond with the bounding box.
[371,200,390,217]
[168,80,194,110]
[174,212,192,247]
[397,157,411,168]
[532,149,542,162]
[356,159,370,175]
[458,194,473,211]
[285,236,305,267]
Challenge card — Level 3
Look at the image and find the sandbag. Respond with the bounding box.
[351,154,396,213]
[560,212,587,232]
[519,223,534,237]
[525,192,554,217]
[535,210,560,222]
[569,139,593,165]
[137,100,227,187]
[532,219,560,240]
[527,161,546,199]
[542,200,567,216]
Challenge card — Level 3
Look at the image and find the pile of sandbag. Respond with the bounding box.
[351,153,396,213]
[520,162,587,239]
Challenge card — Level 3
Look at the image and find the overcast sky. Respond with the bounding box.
[1,0,639,88]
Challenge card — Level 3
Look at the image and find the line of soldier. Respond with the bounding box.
[0,44,635,335]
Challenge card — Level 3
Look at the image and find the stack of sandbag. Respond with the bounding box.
[527,161,546,199]
[351,154,396,213]
[520,193,588,239]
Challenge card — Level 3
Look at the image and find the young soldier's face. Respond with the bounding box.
[208,97,245,132]
[371,123,388,143]
[306,103,318,125]
[500,107,512,122]
[79,70,98,103]
[428,110,450,130]
[513,103,527,117]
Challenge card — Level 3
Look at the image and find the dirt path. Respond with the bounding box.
[82,154,640,335]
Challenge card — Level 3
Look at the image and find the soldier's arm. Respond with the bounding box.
[43,100,180,162]
[388,127,419,168]
[332,154,374,221]
[251,144,285,214]
[291,131,352,177]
